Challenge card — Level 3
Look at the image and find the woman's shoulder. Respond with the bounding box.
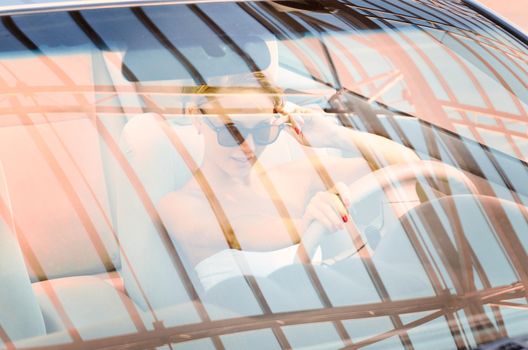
[160,185,201,202]
[160,185,206,207]
[158,186,208,231]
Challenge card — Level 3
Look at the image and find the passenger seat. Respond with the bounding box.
[0,160,46,344]
[0,116,141,340]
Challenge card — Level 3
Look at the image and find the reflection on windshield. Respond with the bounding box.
[1,1,528,350]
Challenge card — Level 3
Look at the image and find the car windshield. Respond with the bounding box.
[1,1,528,350]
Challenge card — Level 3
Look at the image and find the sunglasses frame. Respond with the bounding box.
[202,115,287,147]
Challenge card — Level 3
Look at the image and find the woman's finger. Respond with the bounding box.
[288,113,302,136]
[270,114,288,126]
[327,192,349,223]
[334,182,352,209]
[292,114,305,127]
[303,190,350,233]
[314,192,348,225]
[305,203,335,231]
[315,201,345,229]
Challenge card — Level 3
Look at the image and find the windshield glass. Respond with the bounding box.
[1,1,528,349]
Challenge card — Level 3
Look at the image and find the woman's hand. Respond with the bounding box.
[302,182,352,233]
[276,102,339,148]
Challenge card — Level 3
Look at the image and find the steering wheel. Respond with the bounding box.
[295,160,478,263]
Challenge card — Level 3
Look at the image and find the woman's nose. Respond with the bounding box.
[239,134,256,152]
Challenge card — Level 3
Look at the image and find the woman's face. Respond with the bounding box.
[196,94,282,179]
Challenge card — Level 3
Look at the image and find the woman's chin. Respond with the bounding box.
[225,158,253,178]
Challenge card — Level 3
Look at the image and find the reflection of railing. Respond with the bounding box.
[1,1,528,349]
[5,282,526,350]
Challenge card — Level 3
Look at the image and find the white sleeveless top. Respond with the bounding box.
[195,245,299,290]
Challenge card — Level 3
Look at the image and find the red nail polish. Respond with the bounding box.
[294,126,301,135]
[342,215,348,223]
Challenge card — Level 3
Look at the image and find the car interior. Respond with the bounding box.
[1,54,527,349]
[1,2,528,349]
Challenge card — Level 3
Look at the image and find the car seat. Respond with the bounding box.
[0,98,142,339]
[0,161,46,345]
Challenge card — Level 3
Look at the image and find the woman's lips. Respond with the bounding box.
[230,156,255,164]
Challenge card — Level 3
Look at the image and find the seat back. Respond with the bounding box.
[0,52,121,283]
[0,118,120,282]
[117,114,204,311]
[0,161,46,343]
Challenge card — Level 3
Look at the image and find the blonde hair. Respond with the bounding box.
[191,79,284,113]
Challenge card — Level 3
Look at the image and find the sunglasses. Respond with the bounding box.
[202,116,286,147]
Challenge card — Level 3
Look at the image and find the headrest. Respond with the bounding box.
[119,114,204,204]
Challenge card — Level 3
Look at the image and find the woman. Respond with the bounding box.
[158,90,418,289]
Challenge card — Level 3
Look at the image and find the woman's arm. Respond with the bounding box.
[332,126,420,169]
[284,109,420,170]
[282,113,420,234]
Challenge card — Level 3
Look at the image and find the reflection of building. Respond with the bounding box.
[476,0,528,34]
[0,1,528,350]
[278,0,528,162]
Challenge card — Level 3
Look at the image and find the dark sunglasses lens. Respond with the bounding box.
[214,122,282,147]
[218,125,247,147]
[254,125,281,145]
